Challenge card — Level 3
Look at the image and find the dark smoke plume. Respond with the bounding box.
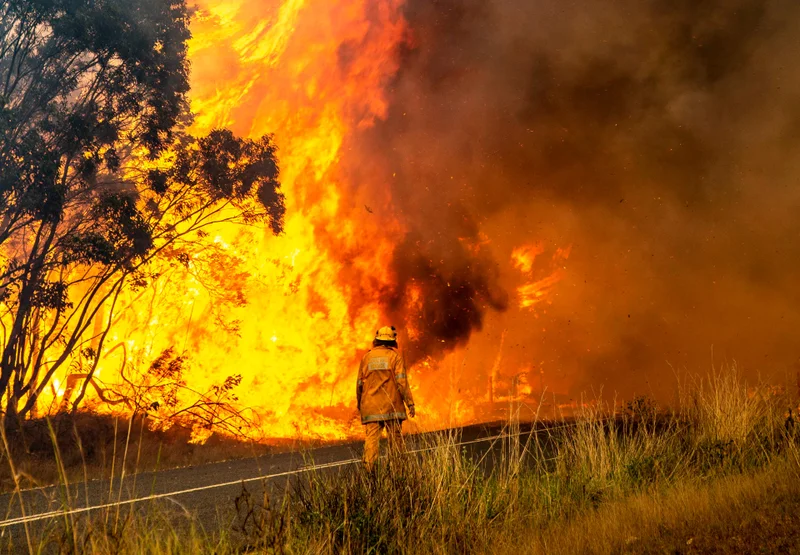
[387,230,508,364]
[354,0,800,397]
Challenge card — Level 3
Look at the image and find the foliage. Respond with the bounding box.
[0,0,285,422]
[112,347,254,441]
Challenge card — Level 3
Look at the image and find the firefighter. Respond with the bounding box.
[356,325,415,470]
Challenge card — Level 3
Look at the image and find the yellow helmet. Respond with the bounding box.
[375,325,398,341]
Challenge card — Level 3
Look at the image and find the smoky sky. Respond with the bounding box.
[351,0,800,395]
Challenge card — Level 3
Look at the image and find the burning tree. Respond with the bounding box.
[0,0,285,422]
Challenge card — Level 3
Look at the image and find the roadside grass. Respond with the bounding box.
[3,363,799,553]
[0,412,292,492]
[542,458,800,555]
[265,364,798,554]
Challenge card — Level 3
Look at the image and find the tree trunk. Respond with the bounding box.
[4,394,19,429]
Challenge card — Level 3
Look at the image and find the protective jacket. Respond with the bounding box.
[356,346,414,424]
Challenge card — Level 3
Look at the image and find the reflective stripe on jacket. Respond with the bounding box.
[356,346,414,424]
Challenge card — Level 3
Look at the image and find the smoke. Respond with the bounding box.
[387,229,508,364]
[354,0,800,397]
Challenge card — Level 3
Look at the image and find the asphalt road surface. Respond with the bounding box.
[0,422,560,552]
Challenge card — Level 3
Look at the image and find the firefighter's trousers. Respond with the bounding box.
[363,420,403,470]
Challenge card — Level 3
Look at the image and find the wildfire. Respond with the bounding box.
[97,0,409,440]
[34,0,569,441]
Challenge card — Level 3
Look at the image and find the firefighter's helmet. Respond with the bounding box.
[375,326,398,341]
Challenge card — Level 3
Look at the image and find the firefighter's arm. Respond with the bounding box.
[394,354,415,417]
[356,357,364,411]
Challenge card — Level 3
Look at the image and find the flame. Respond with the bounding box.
[514,245,571,310]
[31,0,570,440]
[116,0,408,439]
[512,243,545,275]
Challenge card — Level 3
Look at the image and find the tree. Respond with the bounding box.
[54,129,283,419]
[0,0,285,421]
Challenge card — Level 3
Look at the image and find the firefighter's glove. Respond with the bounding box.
[408,404,416,418]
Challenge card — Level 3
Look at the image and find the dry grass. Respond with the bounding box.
[219,364,799,554]
[682,362,785,445]
[3,364,799,553]
[518,457,800,554]
[0,412,276,492]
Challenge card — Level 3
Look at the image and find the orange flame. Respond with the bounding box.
[39,0,570,441]
[513,244,571,310]
[120,0,409,439]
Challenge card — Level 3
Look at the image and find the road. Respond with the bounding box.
[1,440,357,546]
[0,422,561,552]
